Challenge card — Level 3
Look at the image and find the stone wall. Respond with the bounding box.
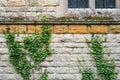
[0,24,120,80]
[0,0,120,21]
[0,0,59,21]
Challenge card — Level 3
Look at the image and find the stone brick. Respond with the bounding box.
[15,34,27,42]
[51,34,63,42]
[0,34,5,37]
[26,0,43,6]
[110,25,120,33]
[27,25,35,34]
[74,34,91,42]
[9,25,26,33]
[50,43,64,48]
[60,34,74,42]
[0,43,7,48]
[116,34,120,42]
[4,67,15,74]
[63,43,87,48]
[46,54,75,62]
[7,0,25,6]
[1,55,9,61]
[47,67,79,74]
[106,34,117,42]
[0,25,6,33]
[41,62,78,67]
[0,67,4,73]
[27,25,43,34]
[53,25,68,34]
[48,74,82,80]
[0,37,6,42]
[88,25,108,33]
[103,43,120,47]
[35,25,42,32]
[0,48,9,54]
[0,0,7,7]
[44,4,58,7]
[53,48,73,54]
[43,0,59,7]
[51,34,74,43]
[110,47,120,54]
[0,61,9,67]
[69,25,87,34]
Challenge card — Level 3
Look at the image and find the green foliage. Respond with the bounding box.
[5,16,52,80]
[87,34,117,80]
[5,33,31,80]
[77,57,95,80]
[40,69,48,80]
[81,68,94,80]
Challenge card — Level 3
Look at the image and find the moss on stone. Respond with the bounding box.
[83,16,113,21]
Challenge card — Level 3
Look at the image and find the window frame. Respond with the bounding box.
[56,0,120,17]
[95,0,116,9]
[68,0,89,8]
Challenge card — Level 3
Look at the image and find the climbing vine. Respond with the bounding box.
[78,57,95,80]
[86,34,117,80]
[5,16,52,80]
[5,33,32,80]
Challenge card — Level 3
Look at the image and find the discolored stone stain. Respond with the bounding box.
[7,0,25,6]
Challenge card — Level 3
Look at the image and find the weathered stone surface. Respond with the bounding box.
[63,43,87,48]
[88,25,108,33]
[0,43,7,49]
[0,34,119,80]
[0,25,6,33]
[8,0,25,6]
[110,25,120,33]
[51,34,74,42]
[41,62,78,67]
[106,34,117,42]
[0,61,9,67]
[74,34,91,42]
[53,48,73,54]
[0,48,9,54]
[0,55,9,61]
[27,25,42,33]
[50,43,64,48]
[9,25,26,33]
[48,73,82,80]
[53,25,68,34]
[0,0,7,7]
[69,25,87,34]
[0,37,6,42]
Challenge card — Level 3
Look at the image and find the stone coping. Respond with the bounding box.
[0,21,120,25]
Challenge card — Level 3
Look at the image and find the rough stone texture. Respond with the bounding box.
[7,0,25,6]
[69,25,87,34]
[88,25,108,34]
[0,34,120,80]
[53,25,68,34]
[0,25,6,33]
[0,25,120,34]
[9,25,26,33]
[110,25,120,33]
[0,0,120,21]
[0,0,59,21]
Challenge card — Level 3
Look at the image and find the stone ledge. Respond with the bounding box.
[0,24,120,34]
[0,21,120,25]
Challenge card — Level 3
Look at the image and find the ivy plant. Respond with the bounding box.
[78,57,95,80]
[5,16,52,80]
[86,34,117,80]
[40,69,48,80]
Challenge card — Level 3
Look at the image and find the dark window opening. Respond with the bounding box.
[96,0,115,8]
[68,0,89,8]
